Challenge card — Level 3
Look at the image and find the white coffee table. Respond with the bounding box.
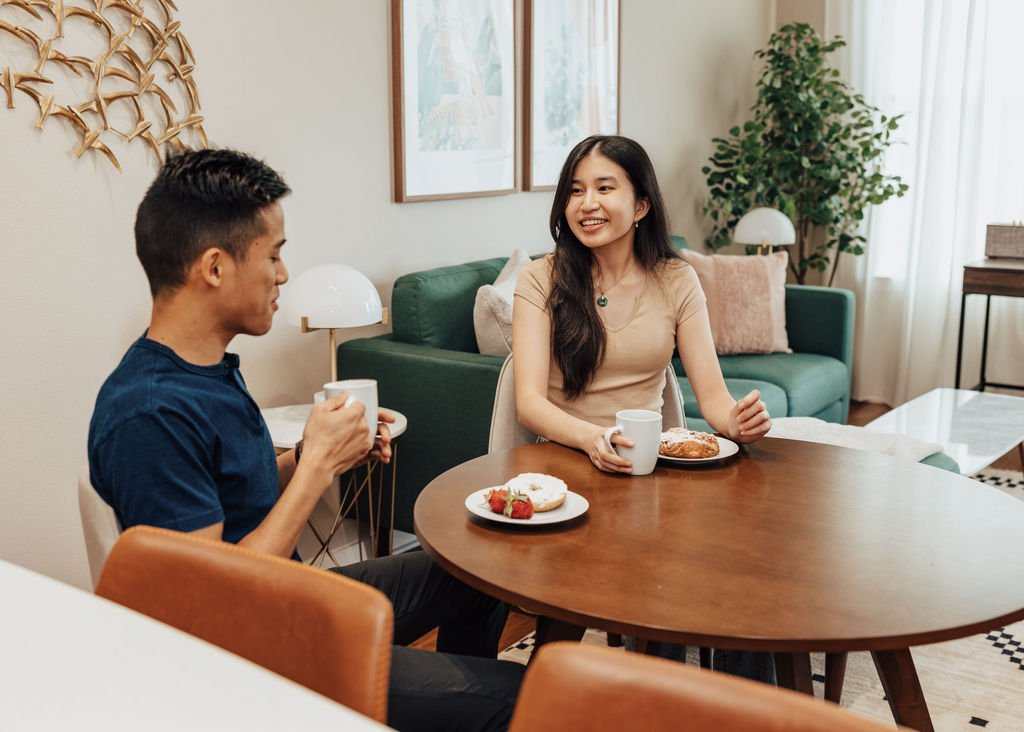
[261,404,417,566]
[864,388,1024,475]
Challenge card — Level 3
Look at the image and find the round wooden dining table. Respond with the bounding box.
[414,439,1024,732]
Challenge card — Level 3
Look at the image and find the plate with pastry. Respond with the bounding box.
[465,473,589,525]
[658,428,739,464]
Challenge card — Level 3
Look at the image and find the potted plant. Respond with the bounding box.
[702,23,908,285]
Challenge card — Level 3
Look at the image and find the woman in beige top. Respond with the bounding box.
[513,135,772,473]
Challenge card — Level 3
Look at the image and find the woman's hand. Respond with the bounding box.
[728,389,771,444]
[586,425,634,473]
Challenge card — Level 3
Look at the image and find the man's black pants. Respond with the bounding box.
[332,550,524,731]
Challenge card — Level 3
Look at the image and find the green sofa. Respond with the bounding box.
[339,252,905,535]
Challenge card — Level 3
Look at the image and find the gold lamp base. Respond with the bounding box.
[301,308,389,381]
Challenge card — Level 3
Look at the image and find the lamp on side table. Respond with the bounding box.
[283,264,388,380]
[273,264,410,565]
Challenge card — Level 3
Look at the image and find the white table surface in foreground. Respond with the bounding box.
[0,559,387,731]
[864,388,1024,475]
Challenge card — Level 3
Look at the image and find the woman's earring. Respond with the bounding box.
[634,221,639,230]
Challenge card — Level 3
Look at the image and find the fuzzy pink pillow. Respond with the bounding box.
[677,250,791,355]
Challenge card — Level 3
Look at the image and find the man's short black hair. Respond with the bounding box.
[135,149,291,296]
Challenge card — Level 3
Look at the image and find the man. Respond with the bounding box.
[89,149,524,731]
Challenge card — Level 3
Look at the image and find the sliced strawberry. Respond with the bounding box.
[507,494,534,519]
[484,487,534,519]
[486,488,508,514]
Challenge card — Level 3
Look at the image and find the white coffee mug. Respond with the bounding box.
[603,409,662,476]
[323,379,378,438]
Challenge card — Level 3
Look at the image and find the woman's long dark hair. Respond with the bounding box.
[548,135,677,399]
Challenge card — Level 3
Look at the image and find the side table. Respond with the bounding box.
[955,258,1024,392]
[261,404,412,566]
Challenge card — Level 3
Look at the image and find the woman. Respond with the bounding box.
[513,135,771,471]
[512,135,776,684]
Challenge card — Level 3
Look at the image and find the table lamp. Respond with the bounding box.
[733,207,796,254]
[283,264,388,380]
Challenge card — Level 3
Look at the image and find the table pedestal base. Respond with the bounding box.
[531,616,585,663]
[825,651,848,703]
[873,649,933,732]
[774,652,813,695]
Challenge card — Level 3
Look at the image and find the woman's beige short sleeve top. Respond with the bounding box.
[514,255,706,427]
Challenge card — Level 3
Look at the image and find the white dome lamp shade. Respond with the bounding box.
[282,264,387,380]
[733,207,796,254]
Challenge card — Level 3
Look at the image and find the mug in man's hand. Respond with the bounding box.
[603,409,662,475]
[324,379,378,438]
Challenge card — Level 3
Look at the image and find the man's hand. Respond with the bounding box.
[354,409,396,467]
[299,392,374,479]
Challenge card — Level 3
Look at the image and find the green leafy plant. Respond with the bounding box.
[702,23,908,285]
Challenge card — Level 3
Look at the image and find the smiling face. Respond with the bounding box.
[565,151,650,253]
[219,202,288,337]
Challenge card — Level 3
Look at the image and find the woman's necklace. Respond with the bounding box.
[595,263,633,308]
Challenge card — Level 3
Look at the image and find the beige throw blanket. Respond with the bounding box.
[767,417,943,462]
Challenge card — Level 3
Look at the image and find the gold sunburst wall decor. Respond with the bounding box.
[0,0,205,172]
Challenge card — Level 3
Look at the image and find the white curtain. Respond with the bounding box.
[826,0,1024,406]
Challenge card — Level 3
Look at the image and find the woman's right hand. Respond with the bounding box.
[300,393,374,480]
[587,425,634,474]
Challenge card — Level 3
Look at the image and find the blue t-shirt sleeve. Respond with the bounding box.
[96,410,225,533]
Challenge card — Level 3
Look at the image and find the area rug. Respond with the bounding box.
[499,469,1024,731]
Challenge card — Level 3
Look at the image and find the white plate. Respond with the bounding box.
[658,435,740,464]
[464,488,590,526]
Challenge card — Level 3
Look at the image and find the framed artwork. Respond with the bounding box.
[524,0,620,191]
[391,0,517,202]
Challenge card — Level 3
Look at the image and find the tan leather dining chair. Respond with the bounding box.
[510,643,898,732]
[96,526,393,722]
[77,463,122,589]
[488,354,685,453]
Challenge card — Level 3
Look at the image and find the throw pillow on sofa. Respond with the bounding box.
[678,249,791,355]
[474,248,532,357]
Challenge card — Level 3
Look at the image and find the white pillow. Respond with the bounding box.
[474,249,531,357]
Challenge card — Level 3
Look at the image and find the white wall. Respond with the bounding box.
[0,0,772,587]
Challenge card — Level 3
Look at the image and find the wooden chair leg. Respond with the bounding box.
[825,652,848,703]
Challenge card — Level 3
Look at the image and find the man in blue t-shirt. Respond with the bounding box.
[88,149,523,731]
